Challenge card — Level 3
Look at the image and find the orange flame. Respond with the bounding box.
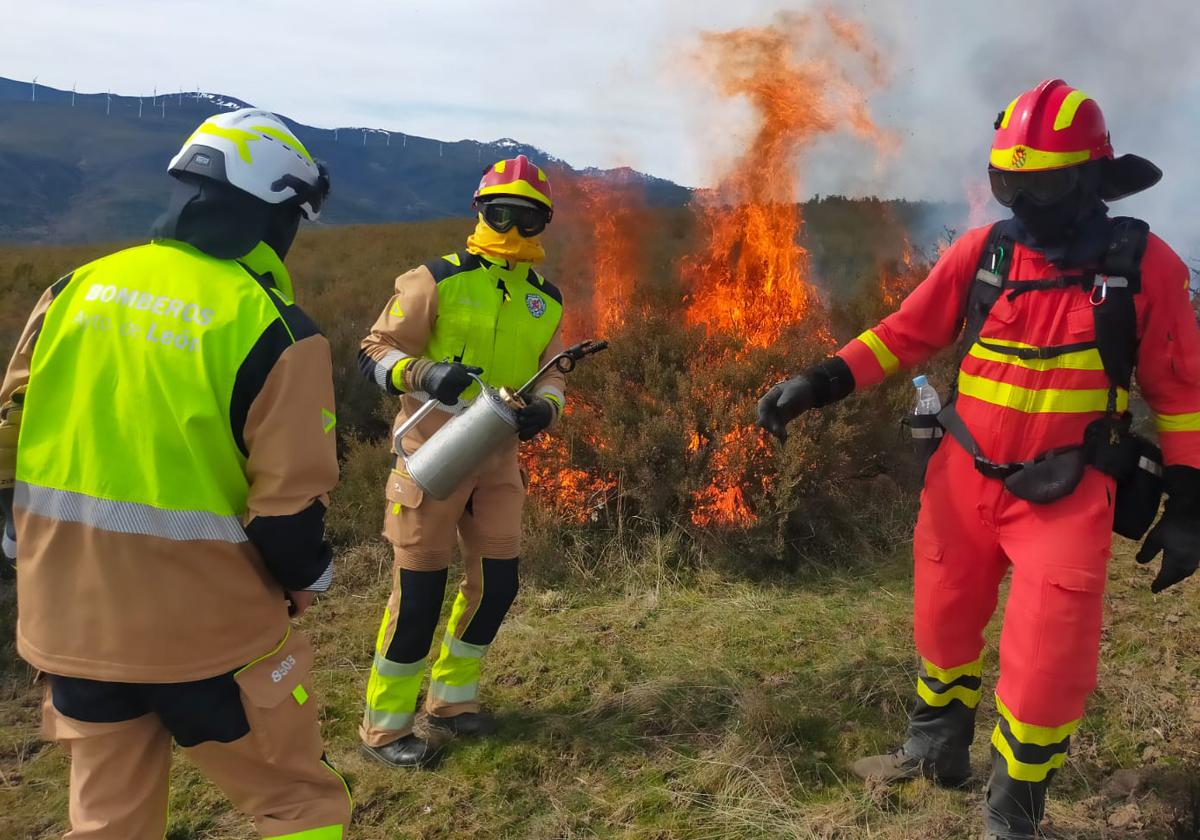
[681,11,892,350]
[689,424,775,527]
[549,169,644,342]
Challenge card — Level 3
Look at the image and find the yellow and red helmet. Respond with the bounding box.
[990,79,1159,201]
[474,154,553,213]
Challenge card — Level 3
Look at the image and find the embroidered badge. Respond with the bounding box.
[1011,145,1028,169]
[526,293,546,318]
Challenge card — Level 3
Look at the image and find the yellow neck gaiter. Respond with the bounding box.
[466,214,545,265]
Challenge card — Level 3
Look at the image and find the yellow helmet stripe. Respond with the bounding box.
[989,145,1091,172]
[252,124,314,164]
[196,121,262,164]
[999,97,1020,130]
[476,180,553,208]
[1053,90,1092,131]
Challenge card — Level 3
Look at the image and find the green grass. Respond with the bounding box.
[4,530,1198,839]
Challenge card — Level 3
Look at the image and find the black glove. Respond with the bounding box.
[515,397,555,441]
[757,377,815,443]
[755,356,855,443]
[421,362,483,405]
[1136,466,1200,593]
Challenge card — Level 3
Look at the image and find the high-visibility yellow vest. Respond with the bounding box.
[16,240,309,542]
[421,250,563,402]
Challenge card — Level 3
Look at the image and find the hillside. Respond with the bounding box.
[0,77,691,243]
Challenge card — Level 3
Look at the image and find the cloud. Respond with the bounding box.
[3,0,1198,252]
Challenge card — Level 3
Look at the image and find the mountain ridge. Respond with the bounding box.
[0,77,690,243]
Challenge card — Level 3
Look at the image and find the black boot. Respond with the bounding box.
[425,710,498,737]
[361,734,442,769]
[984,746,1051,839]
[901,696,976,786]
[856,661,978,788]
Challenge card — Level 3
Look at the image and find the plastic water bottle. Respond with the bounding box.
[911,375,943,469]
[912,375,941,417]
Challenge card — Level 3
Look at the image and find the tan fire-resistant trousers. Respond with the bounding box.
[42,630,352,840]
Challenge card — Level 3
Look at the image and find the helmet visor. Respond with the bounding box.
[989,166,1080,208]
[481,201,549,237]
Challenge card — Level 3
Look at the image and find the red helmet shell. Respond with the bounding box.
[991,79,1113,172]
[474,154,553,210]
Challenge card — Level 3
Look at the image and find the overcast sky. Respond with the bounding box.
[4,0,1199,253]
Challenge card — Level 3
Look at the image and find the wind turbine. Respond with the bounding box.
[138,97,143,118]
[362,129,367,147]
[71,83,76,107]
[106,91,111,116]
[31,76,37,102]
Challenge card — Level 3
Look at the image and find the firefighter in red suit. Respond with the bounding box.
[757,79,1200,839]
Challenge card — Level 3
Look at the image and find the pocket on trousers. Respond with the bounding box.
[912,527,948,601]
[234,629,317,762]
[384,468,425,544]
[1033,565,1106,682]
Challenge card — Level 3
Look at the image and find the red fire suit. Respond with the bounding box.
[838,224,1200,783]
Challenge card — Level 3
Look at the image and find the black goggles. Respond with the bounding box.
[480,201,550,237]
[988,165,1080,208]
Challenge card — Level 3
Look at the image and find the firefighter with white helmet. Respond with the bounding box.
[0,109,350,838]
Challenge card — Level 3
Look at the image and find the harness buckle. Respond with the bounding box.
[1090,276,1108,306]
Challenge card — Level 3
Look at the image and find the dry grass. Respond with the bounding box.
[4,533,1200,839]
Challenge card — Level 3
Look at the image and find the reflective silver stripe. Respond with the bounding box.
[372,652,425,679]
[304,562,334,593]
[1139,455,1164,477]
[364,708,416,732]
[444,634,487,660]
[910,428,944,439]
[1096,275,1129,288]
[535,385,565,409]
[428,679,478,704]
[375,350,408,391]
[15,482,248,543]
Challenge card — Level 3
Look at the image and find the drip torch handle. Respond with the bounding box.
[392,398,441,449]
[517,339,610,397]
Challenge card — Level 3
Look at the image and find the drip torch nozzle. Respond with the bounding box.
[518,337,610,396]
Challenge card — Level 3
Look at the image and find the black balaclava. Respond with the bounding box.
[1008,162,1110,267]
[263,204,304,261]
[152,175,277,260]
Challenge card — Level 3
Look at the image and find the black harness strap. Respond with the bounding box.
[975,338,1096,361]
[942,216,1149,479]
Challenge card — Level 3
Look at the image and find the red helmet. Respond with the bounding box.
[990,79,1160,201]
[474,154,553,212]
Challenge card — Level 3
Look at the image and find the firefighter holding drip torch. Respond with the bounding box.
[356,155,569,768]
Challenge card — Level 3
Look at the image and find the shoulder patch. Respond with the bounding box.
[425,250,482,284]
[528,270,563,307]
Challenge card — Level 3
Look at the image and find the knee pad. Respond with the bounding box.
[460,558,520,647]
[384,567,449,663]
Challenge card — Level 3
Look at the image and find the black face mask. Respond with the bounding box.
[1011,189,1091,247]
[153,176,273,260]
[263,205,303,261]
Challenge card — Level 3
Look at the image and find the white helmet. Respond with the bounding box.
[168,108,329,220]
